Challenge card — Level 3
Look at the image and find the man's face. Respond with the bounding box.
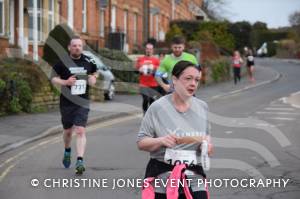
[171,43,185,57]
[145,44,154,57]
[68,38,83,58]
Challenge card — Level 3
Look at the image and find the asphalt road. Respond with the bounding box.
[203,58,300,198]
[0,58,299,199]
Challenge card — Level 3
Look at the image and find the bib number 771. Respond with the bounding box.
[71,80,87,95]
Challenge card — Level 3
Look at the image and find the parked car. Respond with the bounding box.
[256,42,268,57]
[83,50,115,100]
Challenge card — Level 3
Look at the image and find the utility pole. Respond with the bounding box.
[143,0,150,43]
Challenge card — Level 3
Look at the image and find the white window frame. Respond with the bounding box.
[133,13,137,44]
[28,0,43,42]
[150,13,153,38]
[82,0,87,32]
[123,10,128,35]
[67,0,73,28]
[0,0,4,36]
[48,0,55,31]
[111,5,116,32]
[99,8,105,37]
[155,15,159,40]
[9,0,15,44]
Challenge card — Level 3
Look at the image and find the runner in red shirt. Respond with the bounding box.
[136,43,160,114]
[232,50,243,84]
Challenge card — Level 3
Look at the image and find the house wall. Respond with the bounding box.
[0,0,204,57]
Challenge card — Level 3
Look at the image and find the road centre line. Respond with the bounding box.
[0,139,59,183]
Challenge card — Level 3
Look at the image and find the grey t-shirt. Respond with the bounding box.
[137,94,210,193]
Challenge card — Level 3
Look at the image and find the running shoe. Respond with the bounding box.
[62,151,71,168]
[75,159,85,175]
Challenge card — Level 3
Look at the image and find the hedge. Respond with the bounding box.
[0,58,49,114]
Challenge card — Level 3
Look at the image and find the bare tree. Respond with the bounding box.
[289,11,300,27]
[202,0,229,20]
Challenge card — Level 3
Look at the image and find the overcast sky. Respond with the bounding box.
[224,0,300,28]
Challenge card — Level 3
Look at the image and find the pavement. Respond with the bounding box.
[0,59,299,155]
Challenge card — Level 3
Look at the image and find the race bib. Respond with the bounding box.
[233,60,240,65]
[71,80,87,95]
[164,149,197,166]
[141,64,154,75]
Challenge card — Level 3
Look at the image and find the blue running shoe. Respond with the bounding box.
[75,160,85,175]
[62,151,71,168]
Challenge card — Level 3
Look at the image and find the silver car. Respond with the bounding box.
[83,50,115,100]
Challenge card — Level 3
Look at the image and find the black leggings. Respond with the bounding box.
[142,94,155,113]
[155,191,208,199]
[233,67,241,84]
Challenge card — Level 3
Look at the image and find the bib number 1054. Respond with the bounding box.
[164,149,197,166]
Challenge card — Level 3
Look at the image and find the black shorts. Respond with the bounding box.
[60,105,89,129]
[140,87,161,98]
[247,61,254,67]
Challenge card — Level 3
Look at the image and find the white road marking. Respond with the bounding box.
[269,104,290,107]
[0,164,15,182]
[267,117,296,121]
[255,123,275,127]
[264,107,295,111]
[291,91,300,96]
[256,111,300,115]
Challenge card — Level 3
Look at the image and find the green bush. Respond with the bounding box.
[0,58,48,114]
[31,105,47,113]
[229,21,253,50]
[16,80,32,112]
[205,58,231,82]
[112,69,138,83]
[9,96,22,113]
[169,21,201,41]
[251,30,289,50]
[193,31,214,43]
[97,48,137,83]
[98,48,132,62]
[0,76,32,114]
[196,21,235,51]
[0,79,5,92]
[165,24,184,44]
[267,42,277,57]
[167,21,235,52]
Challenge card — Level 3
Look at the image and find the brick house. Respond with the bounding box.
[0,0,206,60]
[0,0,60,60]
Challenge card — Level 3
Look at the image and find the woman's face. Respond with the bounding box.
[173,67,201,99]
[234,51,240,57]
